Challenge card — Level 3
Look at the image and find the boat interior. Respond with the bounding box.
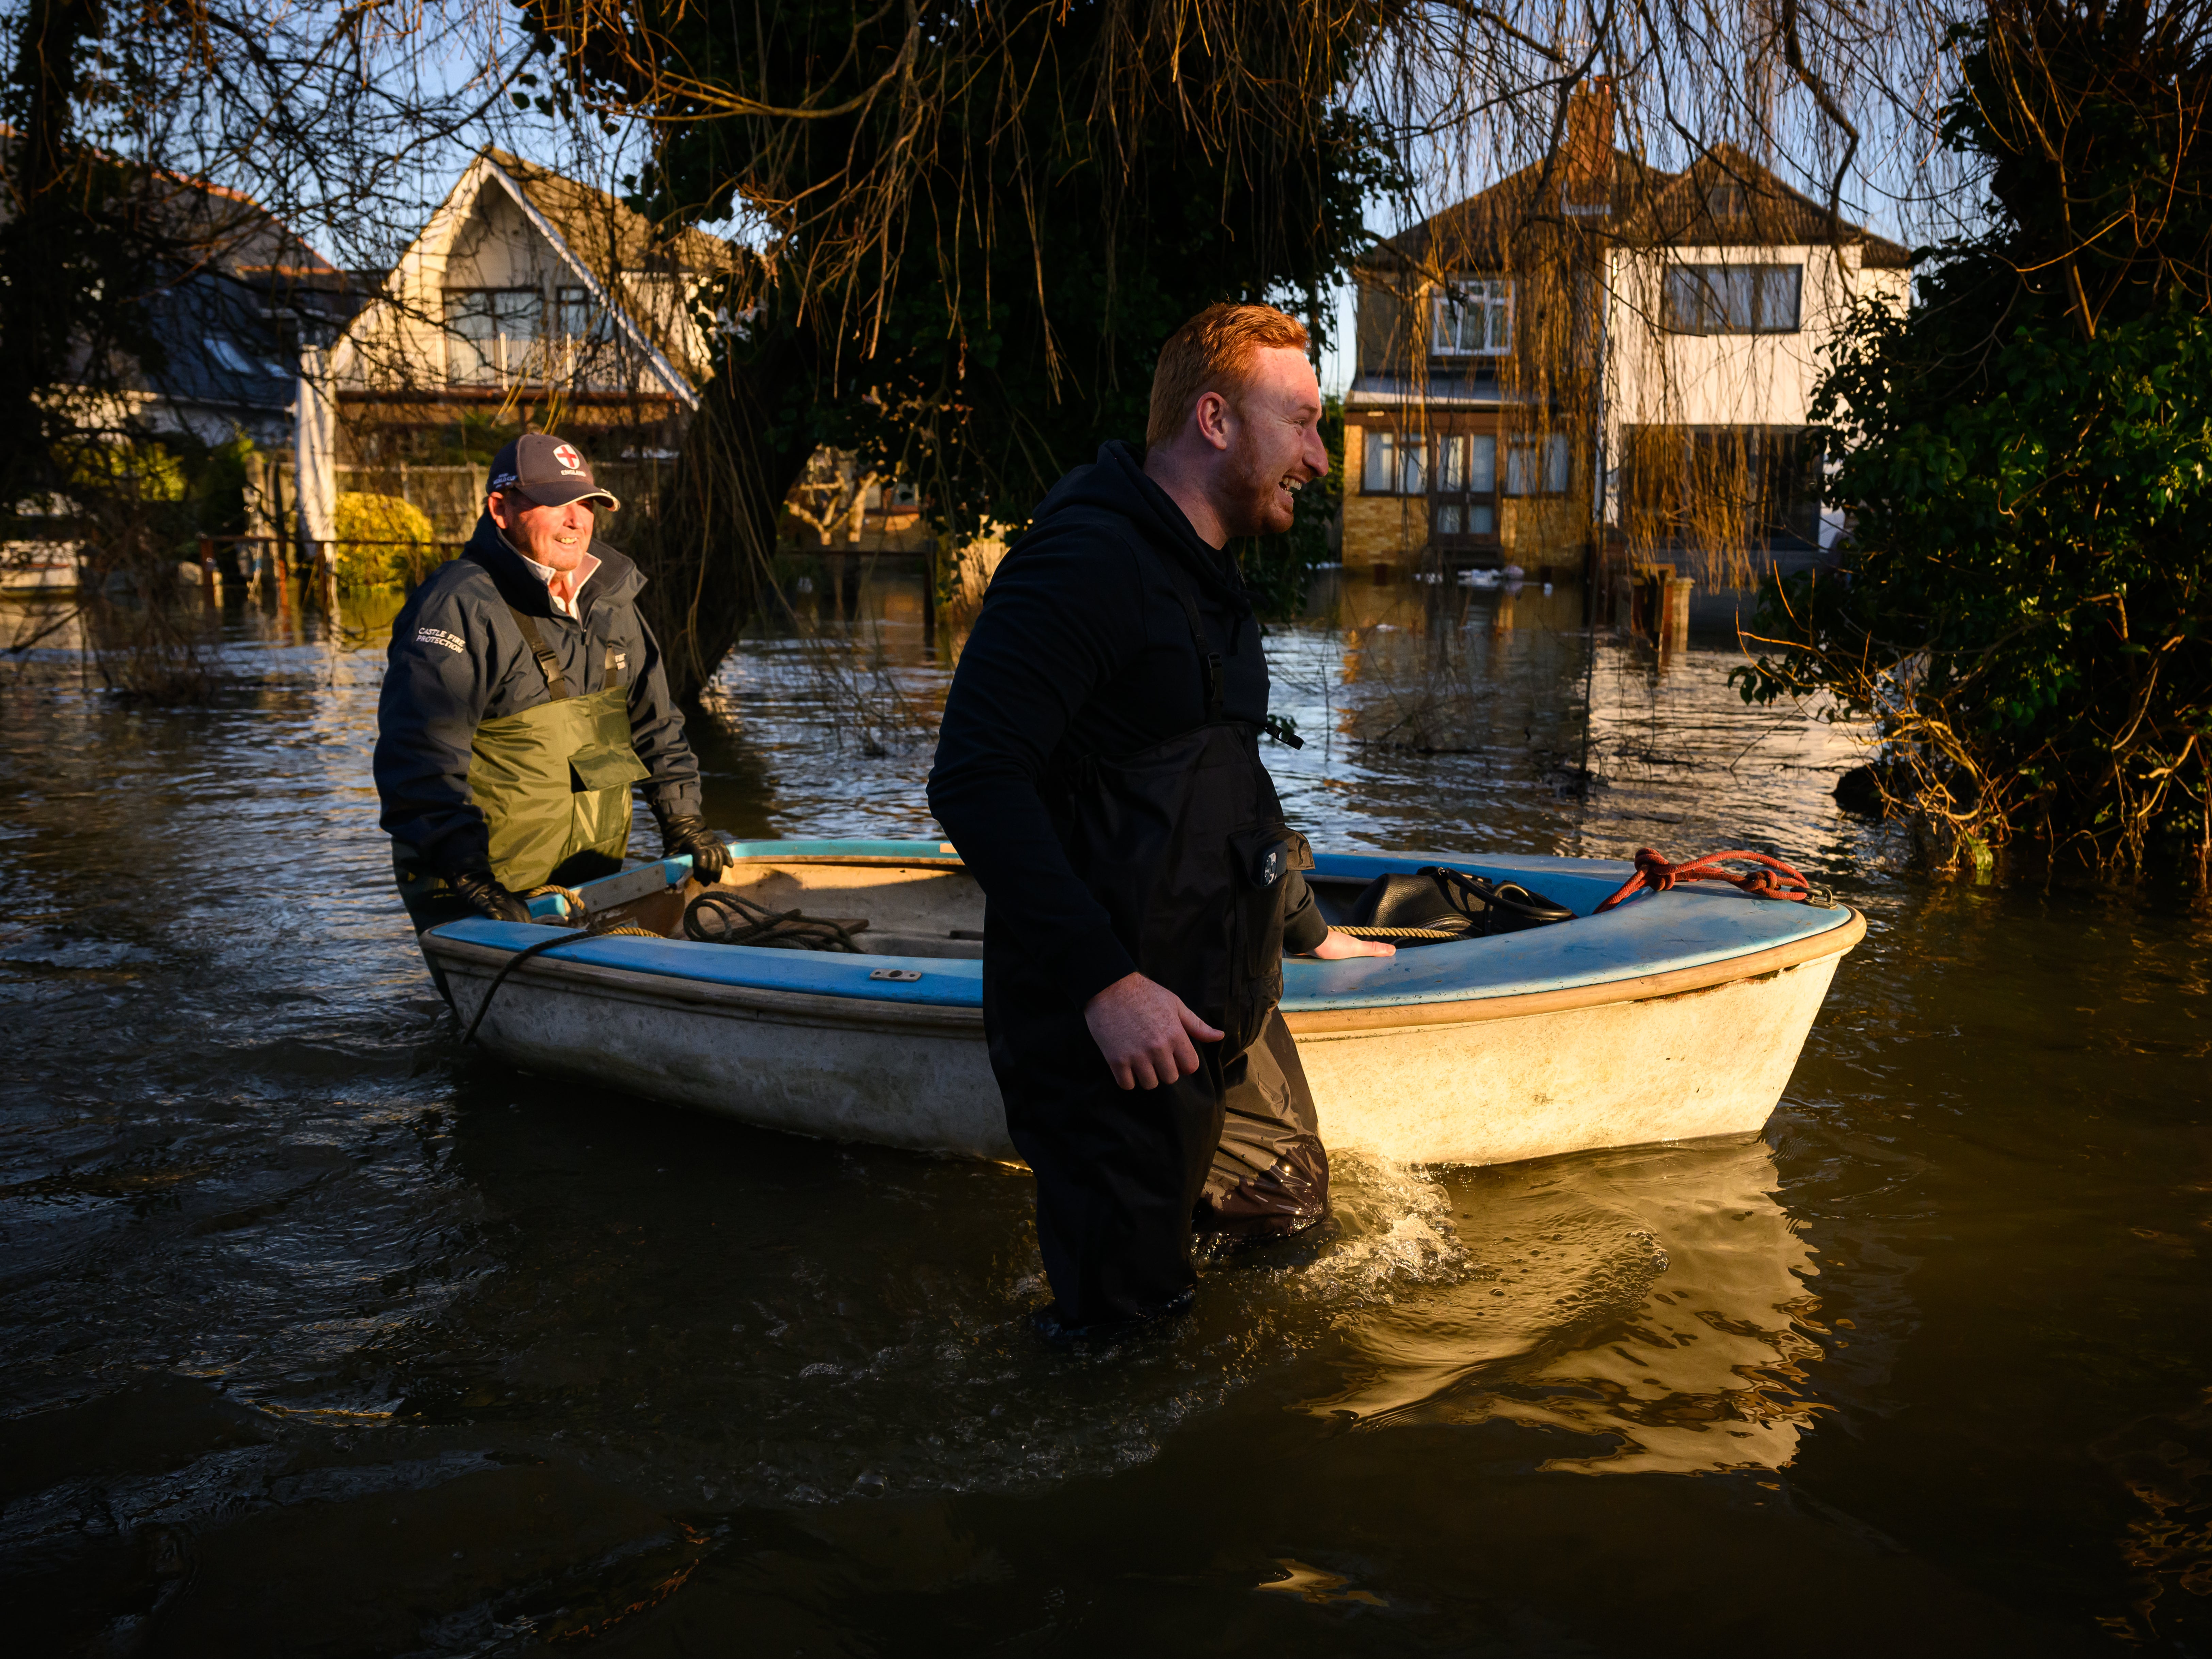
[554,858,994,958]
[547,855,1577,960]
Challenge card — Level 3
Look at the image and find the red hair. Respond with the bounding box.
[1145,303,1311,447]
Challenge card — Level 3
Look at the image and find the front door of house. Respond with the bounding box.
[1431,432,1499,553]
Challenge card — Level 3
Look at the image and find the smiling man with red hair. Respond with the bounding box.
[928,303,1392,1337]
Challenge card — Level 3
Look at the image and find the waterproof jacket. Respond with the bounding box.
[375,514,702,876]
[927,440,1324,1010]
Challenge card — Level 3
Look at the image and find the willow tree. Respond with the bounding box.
[521,0,1405,700]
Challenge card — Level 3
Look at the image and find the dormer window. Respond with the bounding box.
[1706,180,1748,219]
[1432,278,1512,356]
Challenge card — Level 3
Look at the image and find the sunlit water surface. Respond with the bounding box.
[2,574,2207,1656]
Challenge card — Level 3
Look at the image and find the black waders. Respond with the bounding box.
[989,569,1325,1333]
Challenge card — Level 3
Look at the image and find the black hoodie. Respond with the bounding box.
[374,513,702,875]
[926,441,1324,1010]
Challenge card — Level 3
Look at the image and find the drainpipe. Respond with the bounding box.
[294,341,337,575]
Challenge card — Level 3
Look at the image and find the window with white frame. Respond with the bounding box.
[1503,434,1571,495]
[1432,277,1512,356]
[445,288,544,385]
[1661,264,1802,334]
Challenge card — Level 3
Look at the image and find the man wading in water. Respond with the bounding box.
[375,433,730,945]
[928,303,1394,1336]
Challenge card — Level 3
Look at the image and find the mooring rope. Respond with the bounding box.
[459,888,666,1045]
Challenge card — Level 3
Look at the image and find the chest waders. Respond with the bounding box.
[991,554,1321,1332]
[1047,565,1314,1055]
[393,603,651,938]
[468,606,652,893]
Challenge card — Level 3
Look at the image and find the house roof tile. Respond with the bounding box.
[1362,142,1910,276]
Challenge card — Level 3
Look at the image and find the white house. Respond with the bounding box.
[301,149,737,545]
[1342,99,1911,598]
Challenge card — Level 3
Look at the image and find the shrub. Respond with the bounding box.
[1733,4,2212,886]
[332,492,434,589]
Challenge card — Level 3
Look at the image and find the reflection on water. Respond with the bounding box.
[1318,1139,1822,1478]
[2,573,2209,1654]
[694,571,1876,875]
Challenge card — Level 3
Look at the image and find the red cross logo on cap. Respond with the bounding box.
[552,442,584,473]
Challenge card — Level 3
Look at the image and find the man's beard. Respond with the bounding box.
[1220,433,1296,540]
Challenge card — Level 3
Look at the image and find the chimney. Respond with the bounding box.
[1562,76,1616,218]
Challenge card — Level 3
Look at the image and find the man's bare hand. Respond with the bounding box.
[1084,972,1224,1090]
[1308,927,1397,960]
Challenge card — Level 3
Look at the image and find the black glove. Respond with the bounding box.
[449,868,533,924]
[657,811,731,881]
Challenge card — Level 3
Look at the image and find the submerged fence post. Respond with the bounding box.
[1662,576,1694,655]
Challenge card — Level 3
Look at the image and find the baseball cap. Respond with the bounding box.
[487,433,621,511]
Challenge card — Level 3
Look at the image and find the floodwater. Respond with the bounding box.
[2,571,2207,1656]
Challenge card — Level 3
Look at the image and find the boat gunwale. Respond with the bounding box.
[1280,909,1862,1035]
[423,908,1865,1036]
[426,935,985,1033]
[721,855,968,869]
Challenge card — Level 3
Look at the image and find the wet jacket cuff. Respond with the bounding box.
[426,825,493,881]
[647,787,705,828]
[1056,926,1140,1010]
[1283,896,1329,955]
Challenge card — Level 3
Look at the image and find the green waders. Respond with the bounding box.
[394,605,651,938]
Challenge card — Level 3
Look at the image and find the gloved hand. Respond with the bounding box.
[449,868,533,924]
[657,811,732,881]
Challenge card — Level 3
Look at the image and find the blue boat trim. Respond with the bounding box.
[445,840,1855,1014]
[443,919,987,1007]
[726,838,959,861]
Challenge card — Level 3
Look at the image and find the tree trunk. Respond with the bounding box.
[635,332,818,707]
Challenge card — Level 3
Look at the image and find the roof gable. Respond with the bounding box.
[483,148,734,280]
[1365,148,1672,276]
[1360,142,1910,278]
[333,149,740,405]
[1618,144,1910,265]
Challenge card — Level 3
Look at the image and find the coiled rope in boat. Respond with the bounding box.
[681,890,865,953]
[1330,924,1464,941]
[1594,849,1835,914]
[528,885,663,937]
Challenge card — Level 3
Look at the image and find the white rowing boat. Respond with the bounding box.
[418,839,1863,1166]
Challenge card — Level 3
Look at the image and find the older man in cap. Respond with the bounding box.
[375,432,730,936]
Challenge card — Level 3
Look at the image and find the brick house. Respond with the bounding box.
[1342,91,1909,601]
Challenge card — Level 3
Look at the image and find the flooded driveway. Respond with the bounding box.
[2,574,2206,1654]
